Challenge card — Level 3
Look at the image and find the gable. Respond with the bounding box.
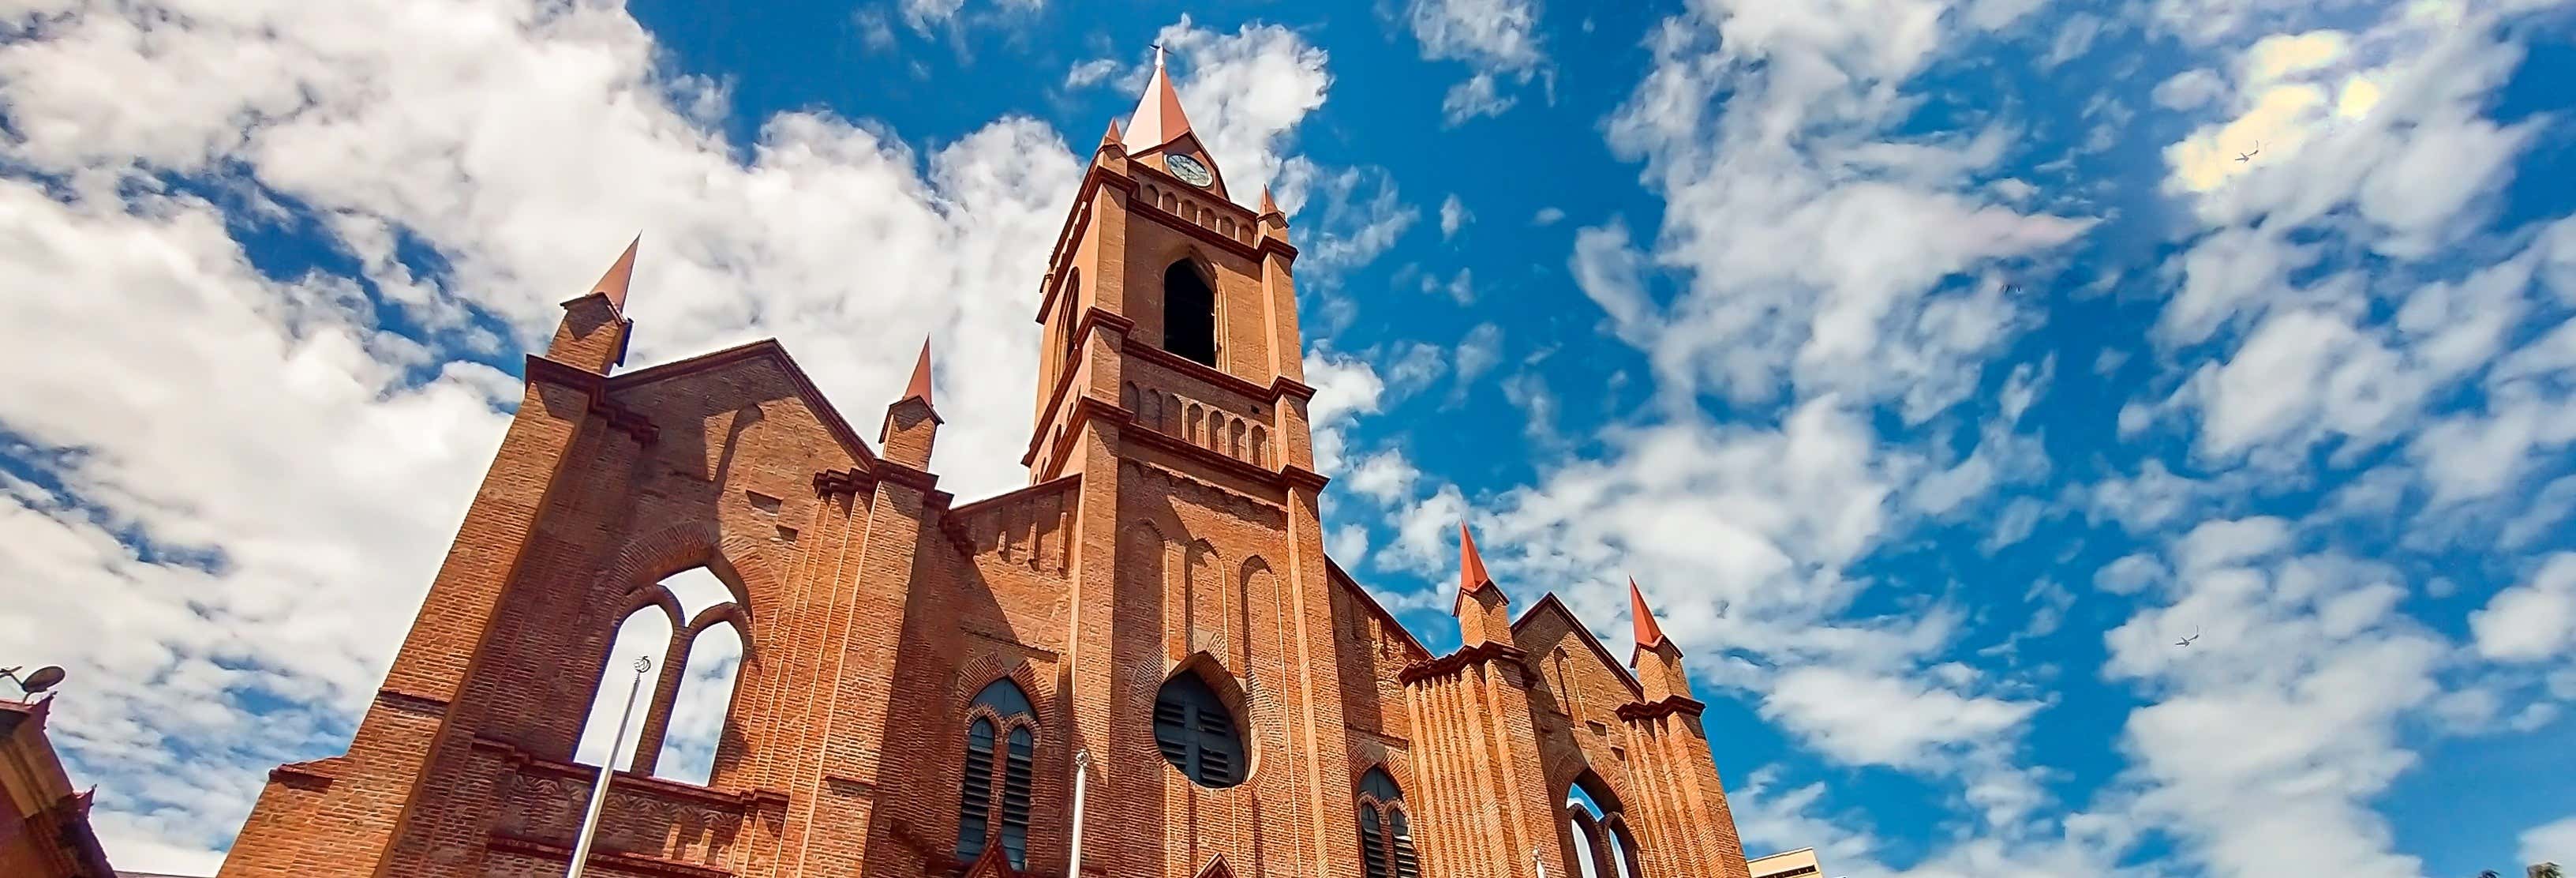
[1512,594,1644,700]
[1327,557,1430,661]
[604,338,882,471]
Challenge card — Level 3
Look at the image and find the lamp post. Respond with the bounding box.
[1066,749,1092,878]
[567,655,651,878]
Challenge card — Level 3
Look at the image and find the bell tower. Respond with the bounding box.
[1024,48,1357,878]
[1024,46,1311,485]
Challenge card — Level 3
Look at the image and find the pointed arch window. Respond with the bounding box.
[1152,672,1244,787]
[1356,767,1420,878]
[955,679,1038,869]
[1163,260,1219,368]
[1564,778,1642,878]
[574,568,746,787]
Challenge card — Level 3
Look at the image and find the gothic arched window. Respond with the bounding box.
[1357,767,1421,878]
[1153,673,1244,787]
[955,679,1038,869]
[1163,260,1218,368]
[1564,777,1642,878]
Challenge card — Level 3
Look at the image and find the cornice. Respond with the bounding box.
[1616,695,1709,722]
[1398,641,1531,685]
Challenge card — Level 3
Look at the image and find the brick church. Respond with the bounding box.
[219,54,1759,878]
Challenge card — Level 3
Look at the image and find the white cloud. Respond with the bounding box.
[1595,8,2090,422]
[1440,72,1518,125]
[1346,451,1423,505]
[2523,815,2576,870]
[1761,666,2040,769]
[1274,159,1420,275]
[897,0,1042,32]
[1063,57,1121,89]
[1405,0,1548,124]
[2103,520,2450,878]
[2471,553,2576,662]
[1304,348,1387,477]
[1420,267,1475,305]
[1532,206,1565,226]
[1439,193,1472,239]
[1455,322,1505,386]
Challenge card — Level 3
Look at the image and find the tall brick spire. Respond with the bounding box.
[900,338,937,411]
[1454,522,1511,646]
[1125,44,1194,152]
[1630,578,1669,651]
[547,235,640,374]
[1628,576,1690,703]
[881,336,941,469]
[592,234,641,311]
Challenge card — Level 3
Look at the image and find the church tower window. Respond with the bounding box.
[1163,260,1219,367]
[955,679,1038,869]
[1152,673,1245,787]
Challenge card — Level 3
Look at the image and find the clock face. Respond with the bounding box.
[1166,153,1214,187]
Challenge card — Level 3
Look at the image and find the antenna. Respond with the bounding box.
[0,665,66,696]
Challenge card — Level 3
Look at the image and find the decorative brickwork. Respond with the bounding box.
[216,67,1759,878]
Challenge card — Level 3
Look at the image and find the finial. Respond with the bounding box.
[1458,523,1495,598]
[1629,578,1669,651]
[902,337,935,409]
[591,235,641,311]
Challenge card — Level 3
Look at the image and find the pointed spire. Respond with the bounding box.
[901,337,935,409]
[1125,43,1195,152]
[1100,118,1125,152]
[1458,522,1495,600]
[1630,578,1669,651]
[1259,186,1281,216]
[592,235,640,311]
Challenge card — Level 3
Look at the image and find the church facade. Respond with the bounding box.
[218,58,1758,878]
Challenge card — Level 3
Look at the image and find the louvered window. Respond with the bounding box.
[999,726,1034,868]
[955,680,1038,869]
[1357,768,1418,878]
[955,718,995,862]
[1361,807,1390,878]
[1152,674,1245,787]
[1390,809,1420,878]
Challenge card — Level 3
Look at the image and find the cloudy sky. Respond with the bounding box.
[3,0,2574,875]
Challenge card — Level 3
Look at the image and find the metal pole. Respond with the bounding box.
[1065,749,1091,878]
[568,655,651,878]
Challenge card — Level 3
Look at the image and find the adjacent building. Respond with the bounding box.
[219,54,1761,878]
[1746,848,1822,878]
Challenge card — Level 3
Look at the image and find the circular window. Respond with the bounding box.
[1152,673,1246,788]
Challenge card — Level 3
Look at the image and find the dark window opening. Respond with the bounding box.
[1152,673,1245,787]
[956,680,1037,869]
[1357,767,1418,878]
[1163,261,1218,367]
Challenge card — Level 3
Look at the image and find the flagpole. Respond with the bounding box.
[1065,749,1092,878]
[568,655,651,878]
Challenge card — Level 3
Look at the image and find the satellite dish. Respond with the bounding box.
[18,666,65,694]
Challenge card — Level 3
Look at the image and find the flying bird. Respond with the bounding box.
[2174,630,2200,647]
[2235,142,2261,163]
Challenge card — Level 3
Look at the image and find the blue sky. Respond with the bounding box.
[3,0,2575,876]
